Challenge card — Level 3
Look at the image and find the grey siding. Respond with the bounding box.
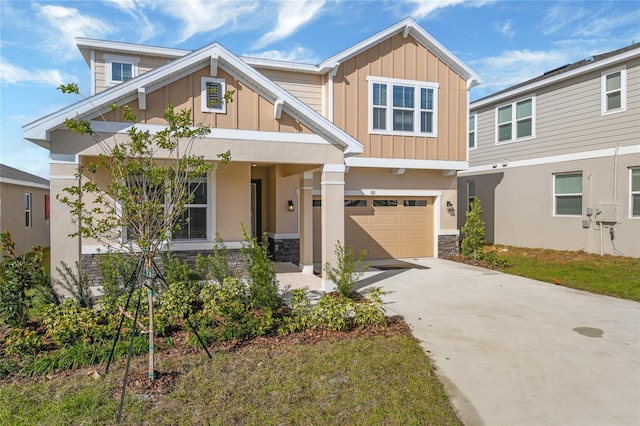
[470,56,640,167]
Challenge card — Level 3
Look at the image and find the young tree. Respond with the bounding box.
[57,83,232,379]
[461,197,486,260]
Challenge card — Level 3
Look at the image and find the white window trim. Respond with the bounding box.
[201,77,227,114]
[553,172,583,217]
[103,54,139,85]
[495,96,536,145]
[469,113,477,150]
[24,193,32,228]
[630,167,640,219]
[467,180,476,212]
[367,76,439,137]
[601,66,627,116]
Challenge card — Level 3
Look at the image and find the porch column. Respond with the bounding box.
[321,164,345,291]
[299,172,314,274]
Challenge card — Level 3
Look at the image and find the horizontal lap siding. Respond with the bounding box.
[332,33,467,162]
[471,57,640,166]
[258,69,323,115]
[94,51,170,94]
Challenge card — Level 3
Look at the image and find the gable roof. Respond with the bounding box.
[0,164,49,188]
[472,42,640,109]
[23,42,364,155]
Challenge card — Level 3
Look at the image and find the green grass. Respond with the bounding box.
[494,246,640,302]
[0,334,462,426]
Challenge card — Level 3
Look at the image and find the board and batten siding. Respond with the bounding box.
[470,56,640,167]
[257,68,324,115]
[332,33,468,162]
[94,50,172,93]
[99,66,312,134]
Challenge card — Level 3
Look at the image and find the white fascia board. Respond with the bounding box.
[75,37,189,59]
[319,18,481,87]
[345,157,468,171]
[460,144,640,176]
[471,48,640,110]
[0,178,49,190]
[311,189,442,197]
[241,56,319,73]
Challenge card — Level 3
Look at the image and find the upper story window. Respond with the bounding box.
[602,67,626,115]
[631,168,640,218]
[104,54,139,85]
[201,77,227,113]
[496,97,534,143]
[554,172,582,216]
[469,113,477,149]
[24,193,32,228]
[368,76,438,137]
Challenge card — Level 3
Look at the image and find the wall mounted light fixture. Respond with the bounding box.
[446,200,456,216]
[287,200,294,211]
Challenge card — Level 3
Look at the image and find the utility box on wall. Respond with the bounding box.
[595,204,618,223]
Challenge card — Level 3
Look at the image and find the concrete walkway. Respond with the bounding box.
[277,258,640,426]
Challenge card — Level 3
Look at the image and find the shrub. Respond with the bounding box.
[54,261,93,308]
[41,299,112,347]
[195,234,234,284]
[479,250,509,268]
[324,242,369,298]
[461,198,485,260]
[3,327,42,356]
[240,227,280,311]
[97,252,139,314]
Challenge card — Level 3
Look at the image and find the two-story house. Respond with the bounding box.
[0,164,50,256]
[23,18,481,289]
[458,43,640,258]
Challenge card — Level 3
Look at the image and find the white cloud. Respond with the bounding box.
[541,4,588,36]
[34,3,113,60]
[0,58,74,86]
[255,0,326,49]
[103,0,157,42]
[572,9,640,39]
[156,0,259,44]
[493,20,514,38]
[243,46,320,63]
[407,0,493,19]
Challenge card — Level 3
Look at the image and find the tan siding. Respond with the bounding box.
[470,57,640,167]
[94,50,170,94]
[258,69,323,114]
[331,33,468,162]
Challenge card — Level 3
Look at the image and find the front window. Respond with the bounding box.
[104,54,139,85]
[631,168,640,217]
[554,173,582,216]
[368,76,438,136]
[602,68,626,114]
[496,97,534,143]
[469,114,477,149]
[173,176,208,240]
[24,193,32,228]
[467,180,476,212]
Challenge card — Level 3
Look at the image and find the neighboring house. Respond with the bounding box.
[0,164,50,256]
[23,18,481,289]
[458,43,640,258]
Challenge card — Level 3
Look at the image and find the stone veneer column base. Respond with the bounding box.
[267,237,300,264]
[438,234,459,257]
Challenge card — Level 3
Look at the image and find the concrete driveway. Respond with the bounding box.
[354,258,640,426]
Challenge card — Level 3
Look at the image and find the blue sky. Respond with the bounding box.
[1,0,639,179]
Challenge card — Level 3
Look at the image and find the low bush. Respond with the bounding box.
[3,327,42,356]
[324,242,369,298]
[41,299,112,347]
[240,227,280,311]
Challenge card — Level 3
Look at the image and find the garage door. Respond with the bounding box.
[313,196,434,261]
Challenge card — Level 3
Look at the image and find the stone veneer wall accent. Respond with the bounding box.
[81,249,245,291]
[267,237,299,264]
[438,234,459,257]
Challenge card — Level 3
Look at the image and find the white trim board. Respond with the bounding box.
[460,144,640,176]
[0,178,49,190]
[312,189,442,197]
[346,157,468,171]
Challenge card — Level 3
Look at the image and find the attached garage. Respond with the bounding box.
[313,196,435,261]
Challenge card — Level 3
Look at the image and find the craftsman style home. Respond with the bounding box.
[23,19,481,288]
[0,164,50,256]
[459,43,640,257]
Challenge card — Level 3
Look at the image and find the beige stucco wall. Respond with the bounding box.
[0,182,50,256]
[332,33,468,162]
[216,162,251,241]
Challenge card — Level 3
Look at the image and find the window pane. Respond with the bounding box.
[497,105,512,124]
[468,181,476,197]
[516,99,532,119]
[190,182,207,205]
[517,118,532,138]
[420,111,432,133]
[373,200,397,207]
[469,115,475,131]
[373,107,386,129]
[403,200,427,207]
[468,132,475,148]
[190,208,207,239]
[606,72,621,91]
[421,88,433,110]
[207,82,221,108]
[556,196,582,215]
[498,123,512,141]
[607,92,621,110]
[393,85,413,108]
[373,83,386,106]
[555,174,582,194]
[24,193,30,210]
[312,200,321,207]
[632,169,640,191]
[345,200,367,207]
[393,110,413,131]
[632,194,640,217]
